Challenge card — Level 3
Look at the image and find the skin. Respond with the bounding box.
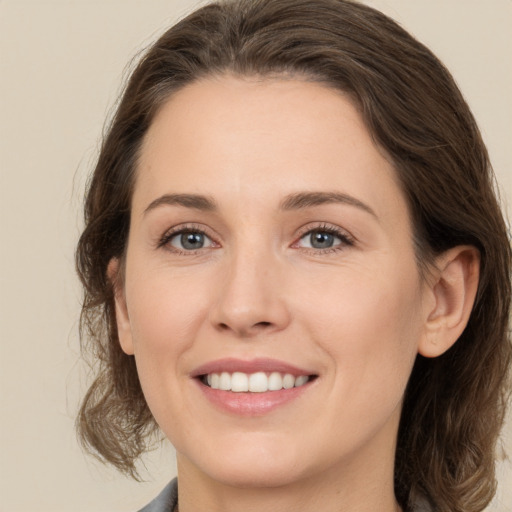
[112,76,480,512]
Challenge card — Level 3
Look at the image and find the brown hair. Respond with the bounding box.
[76,1,512,510]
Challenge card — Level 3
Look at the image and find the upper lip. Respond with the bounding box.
[190,358,316,378]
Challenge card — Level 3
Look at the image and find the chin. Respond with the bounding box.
[180,433,313,489]
[205,460,308,489]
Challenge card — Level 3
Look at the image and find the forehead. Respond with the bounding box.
[134,75,406,223]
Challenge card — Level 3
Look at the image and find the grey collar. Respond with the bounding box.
[137,478,178,512]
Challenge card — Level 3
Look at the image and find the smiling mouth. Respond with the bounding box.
[200,371,316,393]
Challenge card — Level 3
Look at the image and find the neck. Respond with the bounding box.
[176,442,401,512]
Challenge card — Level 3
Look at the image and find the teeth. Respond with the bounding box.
[211,373,220,389]
[204,371,311,392]
[249,372,267,392]
[268,371,283,391]
[231,372,249,392]
[294,375,309,387]
[283,373,295,389]
[219,371,231,391]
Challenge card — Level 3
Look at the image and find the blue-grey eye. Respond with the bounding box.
[299,230,343,249]
[170,231,213,250]
[310,231,335,249]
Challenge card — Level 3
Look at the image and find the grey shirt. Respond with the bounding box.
[138,479,178,512]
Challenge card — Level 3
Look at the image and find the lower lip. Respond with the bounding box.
[195,379,314,416]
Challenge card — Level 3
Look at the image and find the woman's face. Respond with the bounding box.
[115,76,433,489]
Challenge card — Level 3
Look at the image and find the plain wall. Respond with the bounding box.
[0,1,510,510]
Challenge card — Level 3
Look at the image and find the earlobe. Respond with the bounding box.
[107,258,135,356]
[418,246,480,358]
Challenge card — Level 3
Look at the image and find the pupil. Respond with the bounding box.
[311,231,333,249]
[181,232,204,250]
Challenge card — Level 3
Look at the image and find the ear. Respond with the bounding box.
[418,246,480,358]
[107,258,134,355]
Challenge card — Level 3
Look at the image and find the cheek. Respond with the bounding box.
[125,266,214,379]
[123,267,218,427]
[296,257,423,394]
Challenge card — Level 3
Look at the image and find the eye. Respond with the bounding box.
[302,231,339,249]
[161,228,217,252]
[295,226,353,251]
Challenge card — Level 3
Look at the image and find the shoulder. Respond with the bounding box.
[137,479,178,512]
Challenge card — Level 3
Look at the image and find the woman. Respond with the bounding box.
[75,1,511,511]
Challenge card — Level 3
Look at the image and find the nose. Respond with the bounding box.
[209,246,291,338]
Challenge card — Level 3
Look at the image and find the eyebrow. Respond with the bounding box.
[143,190,376,218]
[143,193,218,215]
[280,191,377,218]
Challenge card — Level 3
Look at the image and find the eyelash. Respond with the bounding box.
[158,222,355,255]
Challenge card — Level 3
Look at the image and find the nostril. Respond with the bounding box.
[255,321,272,328]
[215,320,273,335]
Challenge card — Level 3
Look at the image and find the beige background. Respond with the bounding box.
[0,0,510,511]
